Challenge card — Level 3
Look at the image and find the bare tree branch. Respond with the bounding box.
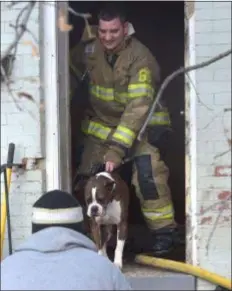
[1,65,23,111]
[10,23,39,45]
[68,7,91,19]
[205,195,231,256]
[1,0,93,117]
[185,72,213,111]
[1,1,36,62]
[138,49,232,141]
[6,1,25,8]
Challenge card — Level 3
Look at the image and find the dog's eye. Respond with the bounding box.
[86,197,91,203]
[106,185,112,191]
[97,197,104,203]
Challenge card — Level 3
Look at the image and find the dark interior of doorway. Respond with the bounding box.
[69,1,185,263]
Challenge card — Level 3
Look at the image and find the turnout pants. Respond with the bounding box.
[77,135,175,230]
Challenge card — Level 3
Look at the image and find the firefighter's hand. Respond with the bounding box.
[104,148,123,172]
[105,161,116,172]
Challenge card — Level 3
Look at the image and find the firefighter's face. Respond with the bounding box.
[98,18,128,51]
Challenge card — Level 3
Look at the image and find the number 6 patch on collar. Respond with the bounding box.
[138,68,152,83]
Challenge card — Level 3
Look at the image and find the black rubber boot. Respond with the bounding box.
[150,227,177,256]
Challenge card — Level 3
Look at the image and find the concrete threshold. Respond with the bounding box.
[123,263,196,290]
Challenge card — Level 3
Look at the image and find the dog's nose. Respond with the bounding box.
[91,205,99,216]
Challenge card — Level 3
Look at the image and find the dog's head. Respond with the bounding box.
[84,172,116,218]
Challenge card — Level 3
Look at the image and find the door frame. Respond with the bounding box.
[42,0,197,281]
[184,2,198,267]
[41,1,71,192]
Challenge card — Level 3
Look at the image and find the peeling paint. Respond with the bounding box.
[217,203,230,212]
[215,165,231,177]
[218,191,231,201]
[200,216,212,225]
[199,201,231,215]
[199,215,231,226]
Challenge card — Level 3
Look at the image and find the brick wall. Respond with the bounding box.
[195,1,231,289]
[1,2,44,258]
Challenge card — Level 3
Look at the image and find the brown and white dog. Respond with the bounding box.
[84,171,130,269]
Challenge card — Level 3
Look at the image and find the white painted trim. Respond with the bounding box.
[188,13,198,266]
[41,2,61,191]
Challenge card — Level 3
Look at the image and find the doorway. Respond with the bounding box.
[68,1,185,264]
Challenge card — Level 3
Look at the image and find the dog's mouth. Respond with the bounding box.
[87,204,106,218]
[91,209,106,218]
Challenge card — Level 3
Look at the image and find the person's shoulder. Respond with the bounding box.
[130,37,154,60]
[84,39,97,56]
[129,37,160,80]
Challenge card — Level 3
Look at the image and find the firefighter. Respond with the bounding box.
[72,4,177,256]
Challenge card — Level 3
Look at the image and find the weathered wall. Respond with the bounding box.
[1,2,44,258]
[195,1,231,289]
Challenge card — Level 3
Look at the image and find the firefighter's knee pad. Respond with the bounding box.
[133,154,160,201]
[147,126,172,155]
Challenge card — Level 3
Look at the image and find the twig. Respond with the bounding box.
[205,196,231,256]
[185,72,213,111]
[40,2,92,19]
[10,24,39,44]
[1,65,23,111]
[1,1,38,114]
[6,1,25,8]
[68,7,91,19]
[1,1,36,62]
[1,64,37,120]
[214,149,231,159]
[201,109,224,130]
[138,49,232,141]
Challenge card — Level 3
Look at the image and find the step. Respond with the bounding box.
[123,263,196,290]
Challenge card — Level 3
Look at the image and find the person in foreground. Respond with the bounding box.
[0,190,132,290]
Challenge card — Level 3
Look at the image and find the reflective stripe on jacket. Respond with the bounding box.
[82,37,160,153]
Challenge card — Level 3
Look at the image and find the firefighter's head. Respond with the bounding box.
[98,4,129,51]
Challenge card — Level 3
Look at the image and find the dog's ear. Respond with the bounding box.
[73,179,87,207]
[74,179,87,193]
[104,180,116,192]
[74,174,90,190]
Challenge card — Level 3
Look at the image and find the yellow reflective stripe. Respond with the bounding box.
[128,83,154,98]
[81,120,111,140]
[144,213,174,221]
[142,204,174,221]
[112,125,136,147]
[114,92,127,104]
[90,84,154,103]
[90,85,114,101]
[148,112,171,126]
[143,204,173,213]
[115,84,154,102]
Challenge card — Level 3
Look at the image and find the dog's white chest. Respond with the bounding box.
[95,200,121,225]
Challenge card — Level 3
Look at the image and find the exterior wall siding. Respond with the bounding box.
[194,1,231,289]
[1,2,44,258]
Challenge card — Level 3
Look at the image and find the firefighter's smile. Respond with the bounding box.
[103,40,117,48]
